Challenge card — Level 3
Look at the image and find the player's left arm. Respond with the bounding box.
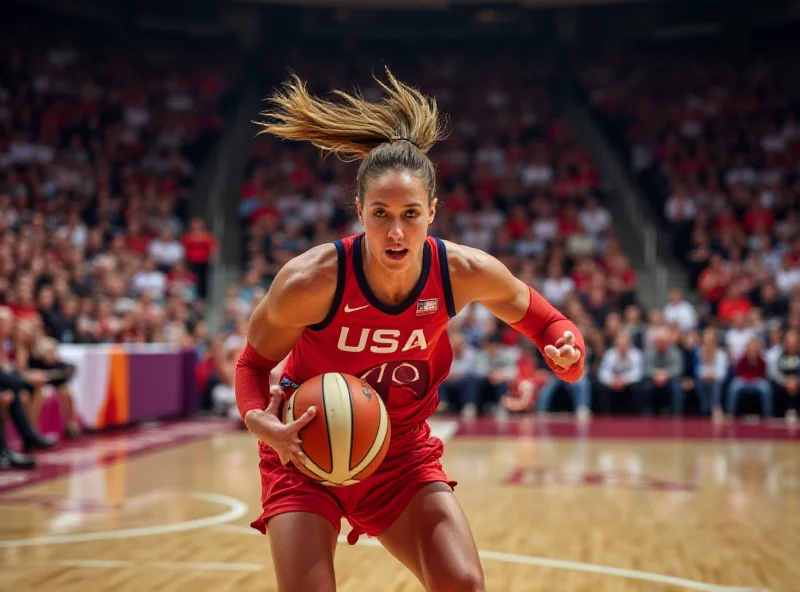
[447,242,585,382]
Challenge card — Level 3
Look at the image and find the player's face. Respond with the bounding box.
[357,169,437,273]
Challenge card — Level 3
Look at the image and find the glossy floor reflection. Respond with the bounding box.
[0,417,797,592]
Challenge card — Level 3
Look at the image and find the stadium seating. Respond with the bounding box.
[578,43,800,420]
[0,17,241,459]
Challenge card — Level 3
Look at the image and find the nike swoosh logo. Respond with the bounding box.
[344,303,369,313]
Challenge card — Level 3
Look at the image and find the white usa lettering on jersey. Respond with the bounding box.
[337,327,428,354]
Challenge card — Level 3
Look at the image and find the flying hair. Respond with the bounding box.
[255,67,445,162]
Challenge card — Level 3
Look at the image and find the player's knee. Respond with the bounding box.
[429,565,485,592]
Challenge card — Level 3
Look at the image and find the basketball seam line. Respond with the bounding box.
[350,391,389,479]
[344,373,359,471]
[321,376,334,474]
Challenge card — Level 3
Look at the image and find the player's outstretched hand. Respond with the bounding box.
[544,330,582,371]
[265,389,316,468]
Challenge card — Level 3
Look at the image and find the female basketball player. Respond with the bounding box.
[235,69,585,592]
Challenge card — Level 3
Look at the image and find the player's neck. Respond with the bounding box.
[361,249,422,307]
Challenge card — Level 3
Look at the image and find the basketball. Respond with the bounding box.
[283,373,391,486]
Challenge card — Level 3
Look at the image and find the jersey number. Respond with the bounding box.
[358,360,430,405]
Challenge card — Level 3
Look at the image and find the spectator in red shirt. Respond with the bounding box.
[8,283,38,320]
[505,205,529,240]
[717,283,753,325]
[182,218,217,298]
[726,337,773,417]
[787,237,800,265]
[443,184,472,216]
[711,206,740,235]
[125,221,152,255]
[248,194,280,226]
[606,254,637,308]
[575,161,600,192]
[571,257,596,294]
[742,202,775,235]
[697,254,729,310]
[558,204,582,237]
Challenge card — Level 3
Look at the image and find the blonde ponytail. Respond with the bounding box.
[256,67,444,160]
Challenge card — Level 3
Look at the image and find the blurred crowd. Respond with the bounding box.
[445,289,799,424]
[577,43,800,423]
[0,18,241,468]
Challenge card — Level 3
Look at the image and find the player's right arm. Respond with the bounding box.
[235,243,338,463]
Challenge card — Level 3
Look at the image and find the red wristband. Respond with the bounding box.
[234,343,280,419]
[510,286,585,383]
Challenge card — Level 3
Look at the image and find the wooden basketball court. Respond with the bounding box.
[0,416,797,592]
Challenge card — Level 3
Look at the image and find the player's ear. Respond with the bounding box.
[355,197,363,223]
[428,197,438,225]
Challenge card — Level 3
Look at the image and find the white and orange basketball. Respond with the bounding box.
[283,372,391,486]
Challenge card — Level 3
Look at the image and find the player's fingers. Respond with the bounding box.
[558,345,578,366]
[289,406,316,431]
[548,346,570,367]
[560,345,579,362]
[563,331,574,345]
[556,347,580,368]
[544,344,559,360]
[266,393,281,415]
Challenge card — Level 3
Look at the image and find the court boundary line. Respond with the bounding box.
[214,524,770,592]
[51,559,263,572]
[0,492,247,548]
[41,557,769,592]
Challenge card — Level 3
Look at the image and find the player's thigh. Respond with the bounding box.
[377,482,484,592]
[268,511,338,592]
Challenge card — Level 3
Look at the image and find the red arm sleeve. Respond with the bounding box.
[234,343,280,420]
[510,286,586,383]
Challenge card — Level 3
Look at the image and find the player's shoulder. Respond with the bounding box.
[281,243,339,288]
[438,239,496,281]
[438,239,520,309]
[268,243,339,317]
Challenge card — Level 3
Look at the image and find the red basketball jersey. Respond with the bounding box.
[279,234,455,432]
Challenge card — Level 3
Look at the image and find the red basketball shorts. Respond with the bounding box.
[250,424,457,545]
